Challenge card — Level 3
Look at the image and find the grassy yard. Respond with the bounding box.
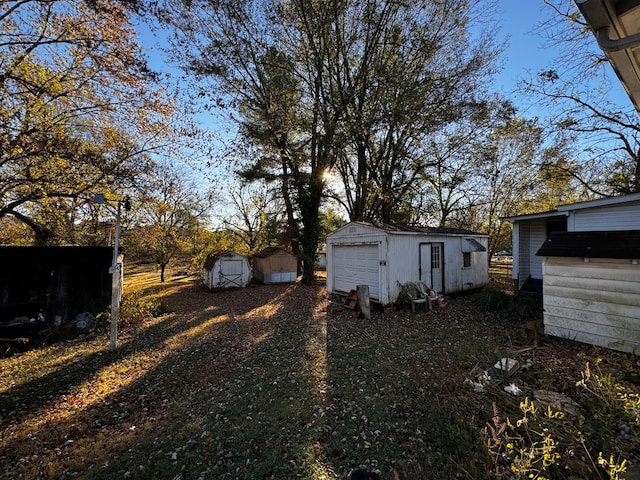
[1,264,639,479]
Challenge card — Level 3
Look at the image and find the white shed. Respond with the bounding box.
[202,252,251,289]
[536,231,640,354]
[326,222,489,306]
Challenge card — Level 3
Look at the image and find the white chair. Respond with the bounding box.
[415,281,438,311]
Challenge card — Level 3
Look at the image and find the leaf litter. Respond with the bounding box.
[1,269,639,479]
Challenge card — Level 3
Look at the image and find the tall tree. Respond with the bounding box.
[0,0,171,243]
[158,0,502,281]
[328,0,502,223]
[235,47,303,256]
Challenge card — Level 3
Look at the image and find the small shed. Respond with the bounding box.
[536,230,640,354]
[202,252,251,289]
[252,247,298,284]
[326,221,489,306]
[315,244,327,271]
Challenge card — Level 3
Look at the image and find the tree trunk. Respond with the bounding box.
[298,171,324,284]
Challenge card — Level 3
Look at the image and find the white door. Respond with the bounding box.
[420,243,444,293]
[333,244,380,300]
[219,259,244,287]
[419,243,431,287]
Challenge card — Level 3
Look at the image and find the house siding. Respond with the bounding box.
[571,201,640,231]
[542,257,640,354]
[529,222,546,280]
[516,221,546,289]
[518,223,530,289]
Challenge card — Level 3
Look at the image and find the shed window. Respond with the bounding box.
[463,252,472,268]
[431,244,441,269]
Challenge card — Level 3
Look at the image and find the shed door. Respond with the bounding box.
[219,258,244,287]
[420,243,444,293]
[333,244,380,300]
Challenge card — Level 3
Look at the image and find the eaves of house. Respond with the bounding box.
[576,0,640,113]
[502,191,640,223]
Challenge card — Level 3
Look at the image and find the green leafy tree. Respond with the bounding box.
[158,0,503,281]
[327,1,502,224]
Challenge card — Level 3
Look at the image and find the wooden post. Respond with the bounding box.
[356,285,371,320]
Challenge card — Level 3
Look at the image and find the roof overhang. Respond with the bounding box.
[501,210,566,223]
[462,238,487,253]
[576,0,640,113]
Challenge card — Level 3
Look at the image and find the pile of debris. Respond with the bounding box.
[464,356,581,416]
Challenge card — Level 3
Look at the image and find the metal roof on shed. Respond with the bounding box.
[349,221,485,236]
[203,251,247,270]
[536,231,640,259]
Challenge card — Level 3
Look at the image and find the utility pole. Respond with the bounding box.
[95,194,130,351]
[108,200,123,350]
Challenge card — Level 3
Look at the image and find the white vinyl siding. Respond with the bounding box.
[516,220,546,289]
[571,201,640,231]
[543,257,640,354]
[529,222,546,279]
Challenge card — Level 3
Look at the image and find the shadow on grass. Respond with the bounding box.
[5,280,599,480]
[0,282,330,479]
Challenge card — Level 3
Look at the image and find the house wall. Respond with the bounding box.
[514,220,546,289]
[542,256,640,354]
[570,200,640,231]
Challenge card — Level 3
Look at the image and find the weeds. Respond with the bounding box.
[577,359,640,427]
[2,264,639,480]
[485,359,638,480]
[474,288,512,312]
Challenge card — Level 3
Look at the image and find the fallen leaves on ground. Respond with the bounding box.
[1,270,639,480]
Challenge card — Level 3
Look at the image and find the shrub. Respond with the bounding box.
[475,288,513,312]
[117,292,170,328]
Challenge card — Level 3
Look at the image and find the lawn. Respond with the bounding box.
[1,264,639,479]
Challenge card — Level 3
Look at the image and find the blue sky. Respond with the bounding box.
[492,0,631,111]
[138,0,631,121]
[494,1,552,93]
